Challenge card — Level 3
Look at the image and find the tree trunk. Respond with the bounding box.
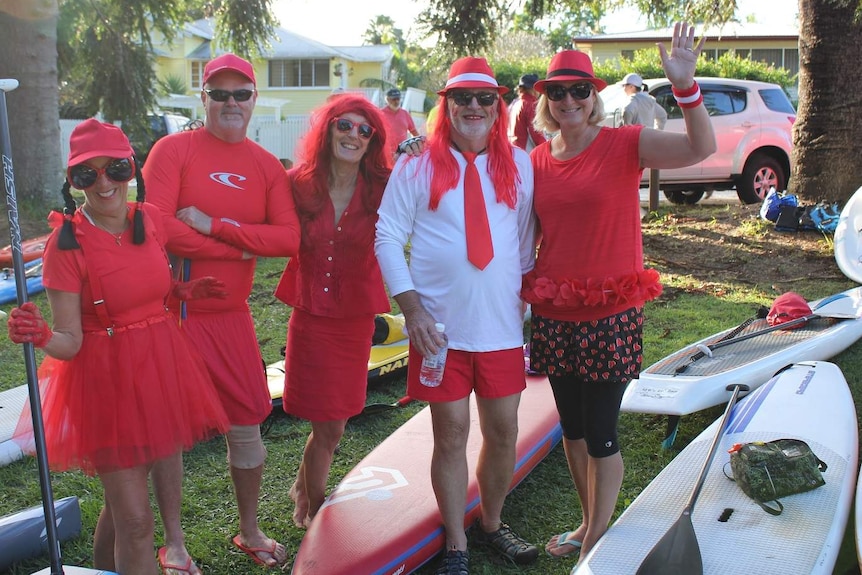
[792,0,862,203]
[0,0,62,208]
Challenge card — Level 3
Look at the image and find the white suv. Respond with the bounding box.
[600,77,796,204]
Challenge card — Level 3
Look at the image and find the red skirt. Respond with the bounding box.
[13,311,230,476]
[283,309,375,421]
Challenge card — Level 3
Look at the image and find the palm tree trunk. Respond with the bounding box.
[793,0,862,203]
[0,0,63,207]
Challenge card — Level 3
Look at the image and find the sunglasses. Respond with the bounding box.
[68,158,135,190]
[203,88,255,102]
[447,91,498,107]
[332,117,376,140]
[545,83,594,102]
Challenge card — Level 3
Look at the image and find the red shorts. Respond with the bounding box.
[406,346,525,402]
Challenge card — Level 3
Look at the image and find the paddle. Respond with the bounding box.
[674,293,860,374]
[352,395,414,419]
[1,78,65,575]
[636,383,749,575]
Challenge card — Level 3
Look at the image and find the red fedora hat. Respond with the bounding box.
[534,50,608,94]
[437,57,509,96]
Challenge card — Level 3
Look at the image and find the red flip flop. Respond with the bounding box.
[232,534,282,567]
[158,546,199,575]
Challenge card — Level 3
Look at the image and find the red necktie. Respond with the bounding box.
[462,151,494,270]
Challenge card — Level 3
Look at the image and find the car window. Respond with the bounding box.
[702,88,746,117]
[149,115,167,139]
[758,88,796,114]
[653,87,681,120]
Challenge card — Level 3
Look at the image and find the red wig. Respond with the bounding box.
[293,94,392,220]
[421,94,519,211]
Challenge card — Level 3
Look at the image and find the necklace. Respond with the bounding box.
[81,206,129,245]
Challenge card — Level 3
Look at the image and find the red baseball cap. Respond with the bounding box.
[202,53,256,87]
[437,57,508,96]
[67,119,133,167]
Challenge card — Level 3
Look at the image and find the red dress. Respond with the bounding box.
[275,172,390,421]
[13,204,229,475]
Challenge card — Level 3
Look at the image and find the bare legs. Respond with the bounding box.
[546,437,623,558]
[98,465,159,575]
[231,463,288,567]
[152,451,201,574]
[289,418,348,527]
[429,393,520,551]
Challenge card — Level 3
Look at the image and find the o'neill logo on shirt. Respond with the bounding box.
[209,172,246,190]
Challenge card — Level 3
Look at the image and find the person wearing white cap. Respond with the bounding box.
[144,53,300,569]
[381,87,420,159]
[376,56,538,574]
[622,72,668,130]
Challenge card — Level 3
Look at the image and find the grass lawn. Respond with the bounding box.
[0,201,861,574]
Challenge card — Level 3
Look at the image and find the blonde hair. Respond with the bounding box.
[533,88,606,134]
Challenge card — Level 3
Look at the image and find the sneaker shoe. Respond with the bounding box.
[471,519,539,565]
[435,549,469,575]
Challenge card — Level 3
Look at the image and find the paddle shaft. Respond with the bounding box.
[1,80,65,575]
[636,383,748,575]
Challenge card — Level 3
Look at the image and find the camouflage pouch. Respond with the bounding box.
[726,438,827,516]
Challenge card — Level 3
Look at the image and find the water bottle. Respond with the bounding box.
[419,323,448,387]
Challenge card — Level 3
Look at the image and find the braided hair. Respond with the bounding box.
[58,156,147,250]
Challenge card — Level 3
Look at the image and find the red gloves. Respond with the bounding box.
[171,276,229,301]
[7,301,53,348]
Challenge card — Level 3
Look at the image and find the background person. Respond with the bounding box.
[507,73,547,151]
[8,119,230,575]
[274,94,392,528]
[143,53,301,569]
[524,23,716,561]
[375,56,538,575]
[381,87,419,159]
[622,72,668,129]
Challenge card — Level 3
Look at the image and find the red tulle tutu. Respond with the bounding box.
[13,312,229,475]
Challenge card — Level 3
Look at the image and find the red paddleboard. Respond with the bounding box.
[290,374,562,575]
[0,233,50,267]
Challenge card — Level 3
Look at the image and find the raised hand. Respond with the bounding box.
[172,276,229,301]
[7,301,53,347]
[657,21,704,89]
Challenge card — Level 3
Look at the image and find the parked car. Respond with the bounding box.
[132,111,193,165]
[600,77,796,204]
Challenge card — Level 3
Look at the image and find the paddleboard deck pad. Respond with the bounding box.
[576,361,858,575]
[622,287,862,416]
[290,374,562,575]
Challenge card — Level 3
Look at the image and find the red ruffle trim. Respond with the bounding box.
[521,268,662,309]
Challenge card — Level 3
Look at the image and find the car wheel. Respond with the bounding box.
[663,189,705,205]
[736,153,786,204]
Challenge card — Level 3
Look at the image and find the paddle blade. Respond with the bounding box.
[636,508,702,575]
[812,292,862,319]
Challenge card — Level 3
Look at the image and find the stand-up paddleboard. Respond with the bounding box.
[575,361,858,575]
[0,384,27,467]
[290,374,562,575]
[267,314,409,409]
[0,232,50,268]
[0,496,84,571]
[834,185,862,284]
[622,287,862,420]
[0,257,44,305]
[32,569,116,574]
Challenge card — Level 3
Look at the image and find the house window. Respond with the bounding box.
[751,48,782,69]
[191,61,205,90]
[621,50,635,61]
[269,59,330,87]
[783,48,799,77]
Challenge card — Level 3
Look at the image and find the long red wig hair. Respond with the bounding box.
[418,94,520,211]
[292,94,392,221]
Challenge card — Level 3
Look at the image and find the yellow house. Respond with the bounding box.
[574,22,799,79]
[151,18,396,119]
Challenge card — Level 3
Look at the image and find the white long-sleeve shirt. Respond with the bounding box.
[375,147,536,352]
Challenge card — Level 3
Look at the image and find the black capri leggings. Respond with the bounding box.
[548,374,628,458]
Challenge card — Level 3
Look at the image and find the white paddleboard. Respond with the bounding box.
[834,185,862,284]
[622,287,862,416]
[0,384,27,467]
[575,361,858,575]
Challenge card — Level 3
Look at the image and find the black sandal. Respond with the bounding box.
[434,549,469,575]
[471,519,539,565]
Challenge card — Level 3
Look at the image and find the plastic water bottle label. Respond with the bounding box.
[419,348,447,387]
